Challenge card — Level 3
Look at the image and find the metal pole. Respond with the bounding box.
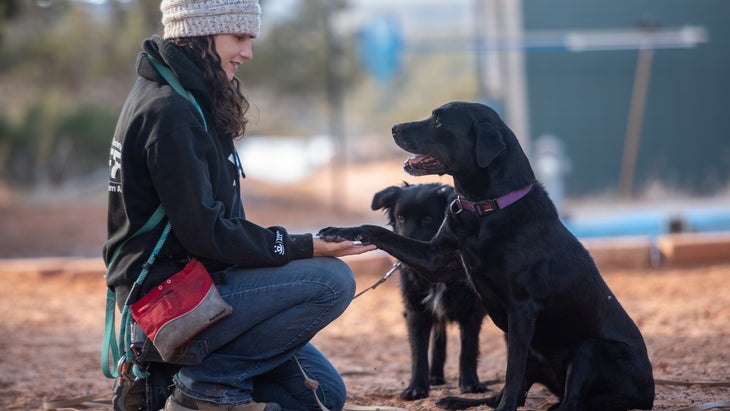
[323,1,346,213]
[473,0,502,100]
[619,47,654,199]
[500,0,530,152]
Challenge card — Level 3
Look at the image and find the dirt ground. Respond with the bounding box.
[0,159,729,410]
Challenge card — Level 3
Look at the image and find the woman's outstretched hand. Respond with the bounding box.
[312,237,377,257]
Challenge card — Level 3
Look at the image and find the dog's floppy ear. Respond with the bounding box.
[371,186,402,211]
[474,120,506,168]
[372,186,402,227]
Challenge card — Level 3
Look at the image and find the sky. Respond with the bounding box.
[265,0,473,35]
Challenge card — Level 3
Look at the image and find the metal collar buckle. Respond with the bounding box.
[449,197,465,215]
[448,184,533,217]
[449,196,497,216]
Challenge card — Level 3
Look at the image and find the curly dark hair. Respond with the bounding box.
[169,36,249,139]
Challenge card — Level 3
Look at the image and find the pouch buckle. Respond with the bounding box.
[117,355,134,383]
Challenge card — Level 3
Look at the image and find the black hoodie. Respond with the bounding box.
[104,35,312,307]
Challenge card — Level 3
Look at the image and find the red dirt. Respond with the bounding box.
[0,160,728,410]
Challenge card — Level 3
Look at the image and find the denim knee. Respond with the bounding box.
[323,378,347,411]
[320,257,356,309]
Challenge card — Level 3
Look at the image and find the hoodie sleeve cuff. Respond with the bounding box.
[290,233,314,259]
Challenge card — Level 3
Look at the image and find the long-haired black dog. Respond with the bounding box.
[371,182,489,400]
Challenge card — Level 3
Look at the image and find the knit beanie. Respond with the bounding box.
[161,0,260,39]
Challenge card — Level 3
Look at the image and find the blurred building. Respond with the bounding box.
[349,0,729,198]
[522,0,729,197]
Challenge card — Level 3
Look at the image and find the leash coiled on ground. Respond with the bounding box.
[42,392,111,410]
[673,401,730,411]
[655,378,730,411]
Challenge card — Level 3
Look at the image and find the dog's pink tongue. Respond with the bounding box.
[406,154,429,166]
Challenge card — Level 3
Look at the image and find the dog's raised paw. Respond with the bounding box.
[316,227,349,242]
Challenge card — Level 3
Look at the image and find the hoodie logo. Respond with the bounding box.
[273,230,285,255]
[108,139,123,193]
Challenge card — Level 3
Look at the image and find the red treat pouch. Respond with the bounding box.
[130,259,232,361]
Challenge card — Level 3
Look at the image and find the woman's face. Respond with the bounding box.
[214,34,253,81]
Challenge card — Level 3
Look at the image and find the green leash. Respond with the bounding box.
[101,205,165,378]
[101,54,208,379]
[147,55,208,130]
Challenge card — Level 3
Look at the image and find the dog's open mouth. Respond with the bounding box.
[404,153,446,176]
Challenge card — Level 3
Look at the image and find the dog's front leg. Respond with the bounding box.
[402,309,433,400]
[496,303,538,411]
[318,225,461,282]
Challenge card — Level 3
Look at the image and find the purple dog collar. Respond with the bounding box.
[449,184,533,216]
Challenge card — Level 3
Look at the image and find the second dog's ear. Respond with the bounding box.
[371,186,401,211]
[475,121,506,168]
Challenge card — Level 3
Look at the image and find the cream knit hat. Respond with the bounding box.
[161,0,260,39]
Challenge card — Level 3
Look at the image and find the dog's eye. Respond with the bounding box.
[397,215,406,223]
[434,117,442,128]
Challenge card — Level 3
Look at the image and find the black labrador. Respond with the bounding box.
[372,183,489,400]
[319,102,655,411]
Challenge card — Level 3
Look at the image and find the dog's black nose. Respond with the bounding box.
[392,124,400,135]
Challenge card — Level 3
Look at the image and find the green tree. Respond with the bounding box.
[0,0,365,186]
[242,0,359,97]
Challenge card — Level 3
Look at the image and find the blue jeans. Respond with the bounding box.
[172,257,356,410]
